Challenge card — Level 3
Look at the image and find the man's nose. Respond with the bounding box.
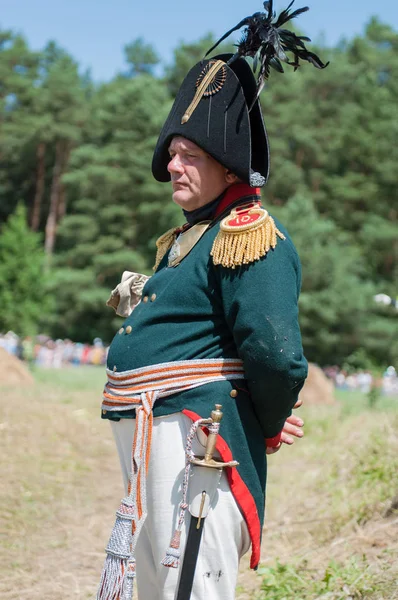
[167,154,184,174]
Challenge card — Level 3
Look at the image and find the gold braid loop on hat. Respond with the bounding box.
[181,60,226,124]
[211,204,285,269]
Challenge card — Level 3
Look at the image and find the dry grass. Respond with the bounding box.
[0,367,121,600]
[237,399,398,600]
[1,368,397,599]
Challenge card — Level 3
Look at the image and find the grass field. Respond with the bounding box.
[1,367,397,599]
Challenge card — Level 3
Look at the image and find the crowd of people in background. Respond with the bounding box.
[0,331,108,368]
[323,365,398,397]
[324,365,374,393]
[1,330,397,396]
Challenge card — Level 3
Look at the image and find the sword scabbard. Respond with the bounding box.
[177,405,238,600]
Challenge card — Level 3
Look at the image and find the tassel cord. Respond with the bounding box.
[97,392,157,600]
[161,417,214,568]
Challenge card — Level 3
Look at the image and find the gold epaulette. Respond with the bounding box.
[211,202,285,269]
[153,227,181,271]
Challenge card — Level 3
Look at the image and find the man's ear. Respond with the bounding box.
[225,170,239,184]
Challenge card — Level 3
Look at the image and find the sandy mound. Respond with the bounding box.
[0,347,34,386]
[300,363,335,405]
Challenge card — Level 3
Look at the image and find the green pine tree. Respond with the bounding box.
[0,204,53,335]
[0,22,396,363]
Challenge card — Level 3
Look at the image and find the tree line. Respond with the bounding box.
[0,20,397,368]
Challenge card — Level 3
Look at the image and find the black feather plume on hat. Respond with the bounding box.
[205,0,329,105]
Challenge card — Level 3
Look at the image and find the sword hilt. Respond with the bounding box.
[190,404,239,469]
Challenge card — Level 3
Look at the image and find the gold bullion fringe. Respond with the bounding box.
[153,227,179,271]
[211,216,286,269]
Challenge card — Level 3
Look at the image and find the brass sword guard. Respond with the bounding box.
[190,404,239,469]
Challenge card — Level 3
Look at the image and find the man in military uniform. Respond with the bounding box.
[97,4,327,599]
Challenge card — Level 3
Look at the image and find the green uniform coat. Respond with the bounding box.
[103,184,308,568]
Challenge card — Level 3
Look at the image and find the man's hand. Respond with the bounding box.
[266,399,304,455]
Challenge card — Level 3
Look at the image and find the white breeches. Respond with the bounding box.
[110,412,251,600]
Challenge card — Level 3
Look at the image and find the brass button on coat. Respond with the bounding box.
[118,327,124,335]
[102,409,107,415]
[151,293,157,302]
[143,296,149,303]
[230,389,238,398]
[126,325,132,334]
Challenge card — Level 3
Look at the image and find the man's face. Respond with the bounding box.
[167,137,230,211]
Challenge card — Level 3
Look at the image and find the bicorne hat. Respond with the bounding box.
[152,1,328,187]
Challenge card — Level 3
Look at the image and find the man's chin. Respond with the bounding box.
[172,189,192,207]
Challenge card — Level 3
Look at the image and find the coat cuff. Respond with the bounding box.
[265,431,282,448]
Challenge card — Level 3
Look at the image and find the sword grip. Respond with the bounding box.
[204,404,222,462]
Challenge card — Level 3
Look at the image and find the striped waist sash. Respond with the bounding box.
[98,358,244,600]
[102,357,245,412]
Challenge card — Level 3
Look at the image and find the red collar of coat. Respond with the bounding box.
[214,183,261,218]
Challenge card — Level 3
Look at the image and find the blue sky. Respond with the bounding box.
[2,0,397,81]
